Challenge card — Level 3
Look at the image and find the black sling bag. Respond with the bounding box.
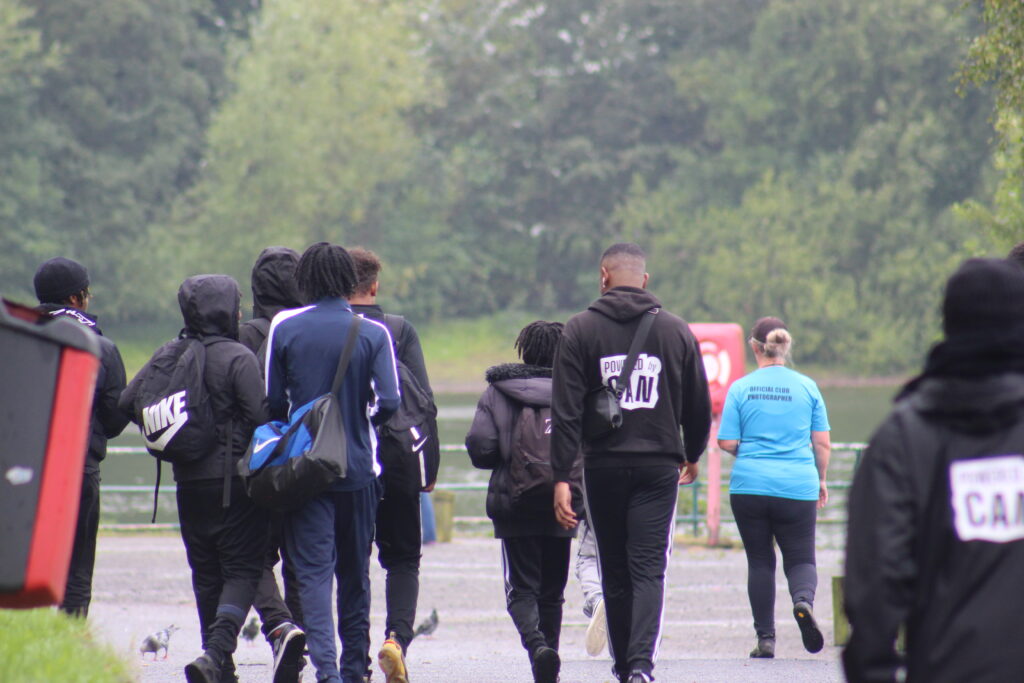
[581,307,659,440]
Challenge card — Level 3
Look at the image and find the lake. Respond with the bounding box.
[99,383,899,540]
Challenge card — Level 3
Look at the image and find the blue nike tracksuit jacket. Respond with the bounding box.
[265,297,400,492]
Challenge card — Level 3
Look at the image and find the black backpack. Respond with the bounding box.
[129,336,223,464]
[376,314,440,494]
[508,403,555,504]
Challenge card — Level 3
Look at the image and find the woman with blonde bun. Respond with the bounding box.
[717,317,831,660]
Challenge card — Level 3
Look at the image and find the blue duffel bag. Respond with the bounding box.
[238,317,361,512]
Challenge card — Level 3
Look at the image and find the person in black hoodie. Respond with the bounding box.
[237,247,307,679]
[33,257,130,619]
[238,246,303,357]
[551,243,711,683]
[120,275,271,683]
[466,321,582,683]
[844,258,1024,683]
[349,247,433,683]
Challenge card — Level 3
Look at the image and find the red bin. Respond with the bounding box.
[0,298,100,608]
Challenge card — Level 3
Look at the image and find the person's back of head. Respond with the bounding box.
[942,257,1024,338]
[250,246,302,319]
[600,243,648,291]
[1007,242,1024,270]
[178,274,242,339]
[34,257,91,307]
[296,242,357,303]
[515,321,564,368]
[348,247,382,301]
[750,316,792,363]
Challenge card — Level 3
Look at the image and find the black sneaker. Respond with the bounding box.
[749,636,775,658]
[531,646,560,683]
[270,622,307,683]
[185,653,221,683]
[793,601,824,653]
[627,671,653,683]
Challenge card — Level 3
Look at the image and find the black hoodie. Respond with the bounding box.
[120,275,268,482]
[551,286,711,481]
[844,373,1024,683]
[39,304,129,473]
[466,363,582,538]
[238,247,302,354]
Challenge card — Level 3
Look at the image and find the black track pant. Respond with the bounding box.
[60,470,100,617]
[375,476,422,653]
[585,464,679,679]
[500,535,571,661]
[730,494,817,638]
[253,514,303,637]
[178,478,268,663]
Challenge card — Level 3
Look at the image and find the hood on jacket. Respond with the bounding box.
[38,303,102,334]
[251,246,302,320]
[178,274,241,339]
[908,374,1024,435]
[486,363,552,408]
[588,286,662,322]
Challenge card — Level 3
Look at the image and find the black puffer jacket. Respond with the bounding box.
[466,363,582,538]
[844,373,1024,683]
[238,247,302,355]
[120,275,268,482]
[39,305,129,473]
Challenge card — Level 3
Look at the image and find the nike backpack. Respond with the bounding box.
[376,314,441,494]
[128,337,220,464]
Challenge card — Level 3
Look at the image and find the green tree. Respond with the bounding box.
[622,0,992,372]
[0,1,60,303]
[170,0,439,315]
[958,0,1024,248]
[4,0,257,318]
[419,0,762,313]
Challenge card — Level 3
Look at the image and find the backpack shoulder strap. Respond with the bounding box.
[382,313,405,353]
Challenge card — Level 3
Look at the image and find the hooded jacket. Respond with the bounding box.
[120,275,268,482]
[551,287,712,481]
[843,373,1024,683]
[466,363,582,538]
[238,247,302,355]
[39,305,129,473]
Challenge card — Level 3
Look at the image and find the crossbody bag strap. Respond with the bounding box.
[331,316,362,396]
[612,308,659,400]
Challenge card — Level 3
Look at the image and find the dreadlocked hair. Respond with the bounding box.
[514,320,564,368]
[296,242,357,303]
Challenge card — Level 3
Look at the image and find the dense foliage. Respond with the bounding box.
[0,0,1015,372]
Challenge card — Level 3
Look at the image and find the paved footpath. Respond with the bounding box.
[89,534,846,682]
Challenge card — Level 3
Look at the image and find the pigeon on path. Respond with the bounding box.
[241,615,261,645]
[412,609,439,639]
[139,625,179,660]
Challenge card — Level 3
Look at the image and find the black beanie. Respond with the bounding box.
[33,257,90,304]
[942,257,1024,337]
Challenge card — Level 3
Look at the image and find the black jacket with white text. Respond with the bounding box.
[550,286,711,481]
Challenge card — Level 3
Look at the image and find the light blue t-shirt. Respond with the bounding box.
[718,365,830,501]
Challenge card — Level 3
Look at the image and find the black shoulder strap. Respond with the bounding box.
[382,313,405,353]
[331,316,363,396]
[612,308,659,400]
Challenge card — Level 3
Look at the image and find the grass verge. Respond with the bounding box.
[0,608,132,683]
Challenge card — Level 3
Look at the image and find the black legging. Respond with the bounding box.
[730,494,818,638]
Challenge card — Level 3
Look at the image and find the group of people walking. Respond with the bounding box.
[32,237,1024,683]
[34,244,432,683]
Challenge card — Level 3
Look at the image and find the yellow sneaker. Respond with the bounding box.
[377,632,409,683]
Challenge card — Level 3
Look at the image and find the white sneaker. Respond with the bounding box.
[585,598,608,657]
